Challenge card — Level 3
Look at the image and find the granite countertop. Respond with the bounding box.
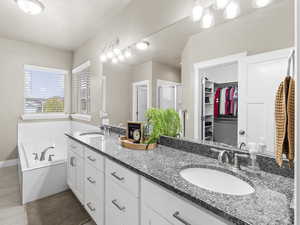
[65,132,294,225]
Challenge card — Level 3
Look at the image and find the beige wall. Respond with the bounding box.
[0,37,72,162]
[73,0,193,125]
[181,0,294,138]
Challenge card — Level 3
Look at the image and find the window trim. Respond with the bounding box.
[23,64,69,117]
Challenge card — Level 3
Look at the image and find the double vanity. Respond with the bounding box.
[65,129,294,225]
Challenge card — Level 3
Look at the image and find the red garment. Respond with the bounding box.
[214,88,221,117]
[225,88,231,115]
[229,87,235,114]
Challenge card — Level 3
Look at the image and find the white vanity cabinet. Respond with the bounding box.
[105,159,140,225]
[67,139,85,204]
[141,177,231,225]
[84,148,105,225]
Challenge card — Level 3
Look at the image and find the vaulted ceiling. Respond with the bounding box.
[0,0,131,51]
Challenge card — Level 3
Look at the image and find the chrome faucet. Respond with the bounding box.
[48,154,55,161]
[210,148,230,164]
[32,153,38,160]
[233,152,250,170]
[239,142,247,150]
[40,145,55,161]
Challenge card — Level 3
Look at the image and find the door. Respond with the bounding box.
[239,48,291,154]
[136,85,148,121]
[158,85,175,110]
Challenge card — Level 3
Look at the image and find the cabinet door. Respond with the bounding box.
[141,204,172,225]
[67,149,76,191]
[75,155,84,204]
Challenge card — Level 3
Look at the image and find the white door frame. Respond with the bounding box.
[193,52,247,139]
[132,80,151,121]
[156,79,181,110]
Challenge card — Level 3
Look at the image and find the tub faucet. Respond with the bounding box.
[40,145,55,161]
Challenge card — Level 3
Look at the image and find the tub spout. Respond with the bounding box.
[40,145,55,161]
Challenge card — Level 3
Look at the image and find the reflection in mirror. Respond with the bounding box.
[102,0,294,156]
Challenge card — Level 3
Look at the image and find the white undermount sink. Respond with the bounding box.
[180,167,255,196]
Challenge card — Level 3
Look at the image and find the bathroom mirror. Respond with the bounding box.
[102,0,294,156]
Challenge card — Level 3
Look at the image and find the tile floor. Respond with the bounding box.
[0,166,96,225]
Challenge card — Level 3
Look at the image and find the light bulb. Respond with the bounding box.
[224,0,240,19]
[118,54,125,62]
[253,0,272,8]
[100,54,107,62]
[214,0,230,10]
[112,57,118,64]
[106,50,114,59]
[113,48,121,55]
[15,0,45,15]
[192,1,203,22]
[124,49,132,58]
[202,9,215,29]
[136,41,149,50]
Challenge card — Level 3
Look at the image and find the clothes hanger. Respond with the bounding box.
[287,49,295,77]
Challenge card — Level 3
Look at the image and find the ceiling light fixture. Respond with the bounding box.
[192,0,204,22]
[224,0,240,19]
[113,47,121,55]
[136,41,149,50]
[202,9,215,28]
[106,50,114,59]
[214,0,230,10]
[253,0,273,8]
[15,0,45,15]
[124,48,132,58]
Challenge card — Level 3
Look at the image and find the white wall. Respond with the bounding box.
[199,63,238,84]
[181,0,294,137]
[0,37,72,162]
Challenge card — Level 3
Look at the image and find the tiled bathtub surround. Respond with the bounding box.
[66,131,294,225]
[101,125,294,178]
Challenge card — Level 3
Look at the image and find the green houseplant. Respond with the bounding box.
[144,108,181,144]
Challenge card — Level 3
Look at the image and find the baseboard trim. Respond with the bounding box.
[0,159,18,168]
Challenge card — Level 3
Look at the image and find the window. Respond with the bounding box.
[24,65,67,114]
[72,61,91,114]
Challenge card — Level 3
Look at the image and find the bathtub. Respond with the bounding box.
[18,120,97,204]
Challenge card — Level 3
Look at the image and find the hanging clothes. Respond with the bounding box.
[275,76,295,167]
[214,88,221,117]
[225,87,231,115]
[229,87,235,114]
[233,88,238,116]
[219,88,227,115]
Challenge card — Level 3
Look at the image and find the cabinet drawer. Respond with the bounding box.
[105,179,139,225]
[85,147,104,172]
[85,162,101,193]
[141,204,172,225]
[105,159,140,198]
[85,190,98,223]
[68,139,84,157]
[141,178,230,225]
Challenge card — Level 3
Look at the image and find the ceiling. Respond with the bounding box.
[123,0,290,69]
[0,0,131,51]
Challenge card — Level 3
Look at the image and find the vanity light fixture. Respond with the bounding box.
[106,50,114,59]
[224,0,240,19]
[214,0,230,10]
[136,41,150,50]
[118,54,125,62]
[253,0,273,8]
[202,8,215,28]
[15,0,45,15]
[192,0,204,22]
[112,57,118,64]
[124,48,132,58]
[100,53,107,62]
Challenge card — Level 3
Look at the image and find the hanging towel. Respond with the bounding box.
[214,88,221,117]
[225,87,231,115]
[275,76,295,167]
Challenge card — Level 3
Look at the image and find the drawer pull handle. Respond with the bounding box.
[111,172,124,181]
[70,157,76,167]
[87,202,96,212]
[173,211,191,225]
[87,177,96,184]
[112,199,125,211]
[87,156,96,162]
